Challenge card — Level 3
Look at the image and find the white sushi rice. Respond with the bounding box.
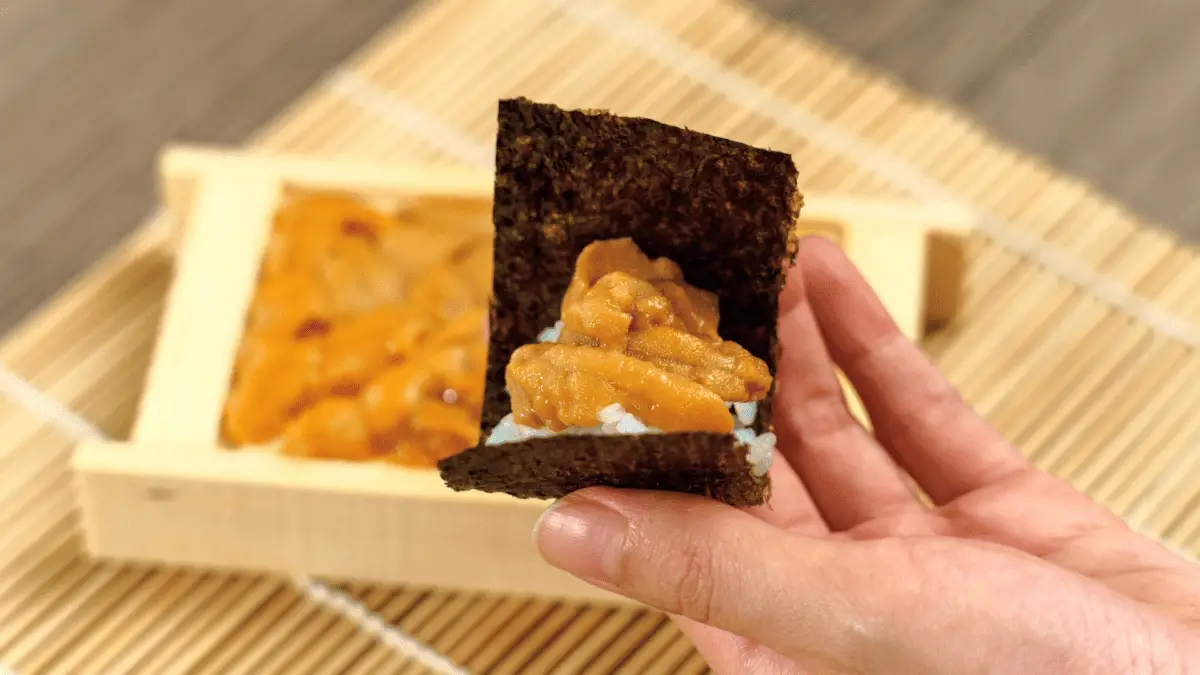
[486,403,654,444]
[537,320,565,343]
[487,324,775,477]
[486,404,774,478]
[733,402,757,427]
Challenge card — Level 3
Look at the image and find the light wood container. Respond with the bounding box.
[71,144,972,599]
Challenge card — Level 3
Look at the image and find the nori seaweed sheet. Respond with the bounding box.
[437,97,801,507]
[439,433,770,506]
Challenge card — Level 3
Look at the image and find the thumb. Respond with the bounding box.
[533,487,884,672]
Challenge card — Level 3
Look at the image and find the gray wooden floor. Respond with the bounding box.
[0,0,422,333]
[1,0,1198,335]
[761,0,1200,233]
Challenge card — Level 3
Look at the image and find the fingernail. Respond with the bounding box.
[533,496,628,585]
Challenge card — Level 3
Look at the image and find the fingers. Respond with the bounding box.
[533,487,880,671]
[797,237,1031,503]
[774,260,919,529]
[939,469,1126,554]
[742,452,829,535]
[534,487,1198,675]
[670,619,800,675]
[677,458,823,674]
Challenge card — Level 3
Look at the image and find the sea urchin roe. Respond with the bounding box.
[506,343,734,433]
[624,326,772,401]
[563,237,684,303]
[559,238,721,347]
[561,272,681,349]
[409,400,481,452]
[280,398,377,461]
[223,338,324,445]
[405,258,492,323]
[264,193,388,278]
[320,249,406,316]
[245,274,332,337]
[356,312,488,464]
[503,237,773,436]
[360,344,481,436]
[223,191,491,467]
[318,305,410,396]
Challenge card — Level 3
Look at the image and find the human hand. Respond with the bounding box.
[533,236,1200,674]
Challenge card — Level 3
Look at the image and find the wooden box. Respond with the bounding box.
[72,145,972,601]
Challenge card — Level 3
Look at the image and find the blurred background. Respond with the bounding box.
[2,0,1198,335]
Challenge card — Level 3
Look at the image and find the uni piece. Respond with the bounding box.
[221,191,491,468]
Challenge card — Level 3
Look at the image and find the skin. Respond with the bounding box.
[533,236,1200,674]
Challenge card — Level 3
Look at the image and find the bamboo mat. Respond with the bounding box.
[3,0,1200,672]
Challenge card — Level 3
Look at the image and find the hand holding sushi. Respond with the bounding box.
[533,237,1200,674]
[436,98,1200,673]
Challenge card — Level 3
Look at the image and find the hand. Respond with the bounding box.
[532,236,1200,674]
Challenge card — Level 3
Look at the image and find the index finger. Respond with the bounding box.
[797,236,1031,503]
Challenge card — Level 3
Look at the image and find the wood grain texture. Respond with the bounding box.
[74,440,624,602]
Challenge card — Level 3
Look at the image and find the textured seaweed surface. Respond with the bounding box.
[440,433,768,506]
[438,97,801,507]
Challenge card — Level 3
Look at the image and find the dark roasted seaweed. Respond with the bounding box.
[437,98,801,507]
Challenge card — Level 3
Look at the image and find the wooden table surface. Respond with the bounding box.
[2,0,1198,334]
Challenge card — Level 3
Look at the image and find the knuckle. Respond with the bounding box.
[894,374,961,430]
[853,335,960,421]
[783,385,860,446]
[663,535,721,625]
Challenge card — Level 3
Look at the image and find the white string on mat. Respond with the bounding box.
[296,577,469,672]
[0,369,470,675]
[327,71,495,168]
[0,370,106,441]
[538,0,1200,349]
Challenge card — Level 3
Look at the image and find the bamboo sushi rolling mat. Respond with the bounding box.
[3,0,1200,672]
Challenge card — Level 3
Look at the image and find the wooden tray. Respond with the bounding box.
[3,0,1199,672]
[73,144,969,598]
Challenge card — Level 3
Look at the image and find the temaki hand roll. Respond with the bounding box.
[436,98,802,507]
